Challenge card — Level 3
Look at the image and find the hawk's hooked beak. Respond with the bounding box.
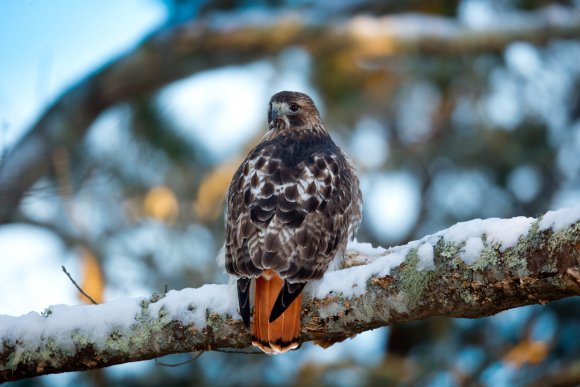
[270,102,286,120]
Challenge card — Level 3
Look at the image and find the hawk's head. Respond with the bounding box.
[268,91,322,131]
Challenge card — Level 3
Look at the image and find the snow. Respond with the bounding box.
[460,237,485,265]
[308,252,405,299]
[346,239,387,256]
[538,206,580,232]
[303,239,398,299]
[440,206,579,265]
[443,216,534,252]
[0,298,145,352]
[148,284,238,327]
[0,285,237,353]
[373,207,575,270]
[417,243,435,271]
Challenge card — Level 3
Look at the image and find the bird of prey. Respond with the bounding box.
[224,91,362,354]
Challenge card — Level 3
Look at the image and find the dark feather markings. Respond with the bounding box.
[280,260,300,277]
[326,198,338,217]
[236,176,244,191]
[276,208,306,227]
[284,185,299,201]
[250,173,259,188]
[251,206,275,223]
[326,232,342,255]
[295,227,310,247]
[305,196,319,212]
[256,195,277,211]
[240,217,256,238]
[273,168,292,185]
[329,160,339,175]
[261,250,278,268]
[238,243,261,277]
[277,195,298,211]
[266,160,279,174]
[286,211,306,228]
[255,157,266,170]
[237,277,251,328]
[225,250,235,274]
[243,189,254,207]
[306,181,316,195]
[269,280,306,323]
[264,232,282,251]
[262,182,275,197]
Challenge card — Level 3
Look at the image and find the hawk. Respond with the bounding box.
[224,91,362,354]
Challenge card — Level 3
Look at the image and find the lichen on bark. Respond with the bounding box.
[1,211,579,382]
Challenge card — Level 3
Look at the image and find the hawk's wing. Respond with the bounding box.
[225,141,361,282]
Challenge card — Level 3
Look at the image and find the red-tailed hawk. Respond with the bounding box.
[225,91,362,354]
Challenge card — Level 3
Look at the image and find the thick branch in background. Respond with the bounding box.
[1,5,580,221]
[1,208,579,382]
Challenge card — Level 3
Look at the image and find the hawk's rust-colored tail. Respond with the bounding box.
[252,271,301,354]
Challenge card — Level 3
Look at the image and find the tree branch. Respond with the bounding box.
[1,208,579,382]
[2,5,580,221]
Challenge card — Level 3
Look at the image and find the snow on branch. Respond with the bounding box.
[2,207,579,382]
[2,5,580,221]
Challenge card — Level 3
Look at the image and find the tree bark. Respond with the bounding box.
[1,209,579,382]
[2,5,580,221]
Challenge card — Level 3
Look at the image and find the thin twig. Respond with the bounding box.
[215,348,264,355]
[61,265,99,305]
[155,352,204,367]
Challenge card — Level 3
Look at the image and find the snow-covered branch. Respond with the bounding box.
[2,207,579,382]
[2,5,580,221]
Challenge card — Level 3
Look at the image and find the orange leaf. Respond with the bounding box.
[504,340,549,367]
[144,185,179,223]
[194,160,240,221]
[79,247,105,304]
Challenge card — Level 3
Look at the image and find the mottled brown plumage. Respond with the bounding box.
[225,91,362,354]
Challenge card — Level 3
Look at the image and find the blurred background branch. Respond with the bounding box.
[1,4,580,222]
[2,0,580,385]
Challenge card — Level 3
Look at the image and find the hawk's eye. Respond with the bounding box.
[289,104,299,112]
